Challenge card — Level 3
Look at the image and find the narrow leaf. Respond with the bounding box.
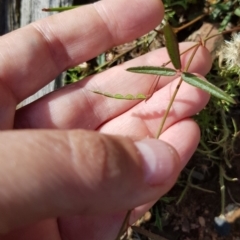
[92,90,147,100]
[163,22,181,70]
[127,66,177,76]
[42,6,78,12]
[181,72,236,104]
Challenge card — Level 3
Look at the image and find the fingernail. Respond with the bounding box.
[134,139,179,186]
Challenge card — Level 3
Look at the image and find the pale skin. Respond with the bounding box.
[0,0,212,239]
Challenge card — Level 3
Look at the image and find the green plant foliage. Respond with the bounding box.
[42,6,78,12]
[92,91,147,100]
[209,0,240,31]
[163,22,182,69]
[127,66,177,76]
[163,0,188,10]
[181,72,236,104]
[154,206,163,231]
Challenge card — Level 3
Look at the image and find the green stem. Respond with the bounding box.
[198,139,221,156]
[219,165,225,216]
[156,77,182,138]
[222,170,238,181]
[156,44,200,138]
[211,110,230,145]
[232,117,238,137]
[173,14,205,33]
[176,168,195,205]
[224,157,232,169]
[190,184,215,193]
[203,26,240,43]
[183,44,200,72]
[115,210,131,240]
[162,43,199,67]
[176,183,189,205]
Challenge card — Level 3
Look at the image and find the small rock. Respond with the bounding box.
[191,223,199,229]
[214,215,231,236]
[204,209,209,215]
[173,225,179,231]
[181,218,190,233]
[198,216,206,227]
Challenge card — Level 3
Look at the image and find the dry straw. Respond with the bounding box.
[220,33,240,69]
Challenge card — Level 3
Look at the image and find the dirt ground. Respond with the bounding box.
[128,150,240,240]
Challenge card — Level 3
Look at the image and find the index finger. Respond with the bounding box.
[0,0,163,103]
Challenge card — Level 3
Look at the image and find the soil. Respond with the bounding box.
[127,151,240,240]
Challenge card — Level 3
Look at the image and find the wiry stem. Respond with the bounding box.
[173,14,206,34]
[162,43,199,67]
[156,44,200,138]
[115,210,132,240]
[203,26,240,44]
[219,165,225,216]
[156,77,182,138]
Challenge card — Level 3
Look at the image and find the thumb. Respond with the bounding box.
[0,129,180,233]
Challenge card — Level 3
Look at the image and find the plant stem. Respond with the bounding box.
[219,164,225,216]
[203,26,240,43]
[156,44,200,138]
[115,210,131,240]
[162,43,199,67]
[173,14,206,34]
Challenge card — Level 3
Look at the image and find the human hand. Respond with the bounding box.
[0,0,212,239]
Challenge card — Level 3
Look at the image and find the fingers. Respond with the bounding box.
[14,43,211,130]
[0,129,182,233]
[0,0,163,103]
[59,119,201,240]
[0,220,59,240]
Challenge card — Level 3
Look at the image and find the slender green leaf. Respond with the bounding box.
[92,90,147,100]
[181,72,236,104]
[127,66,177,76]
[163,23,181,70]
[164,1,188,10]
[42,6,79,12]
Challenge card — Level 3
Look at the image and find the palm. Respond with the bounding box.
[0,1,212,238]
[5,46,210,240]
